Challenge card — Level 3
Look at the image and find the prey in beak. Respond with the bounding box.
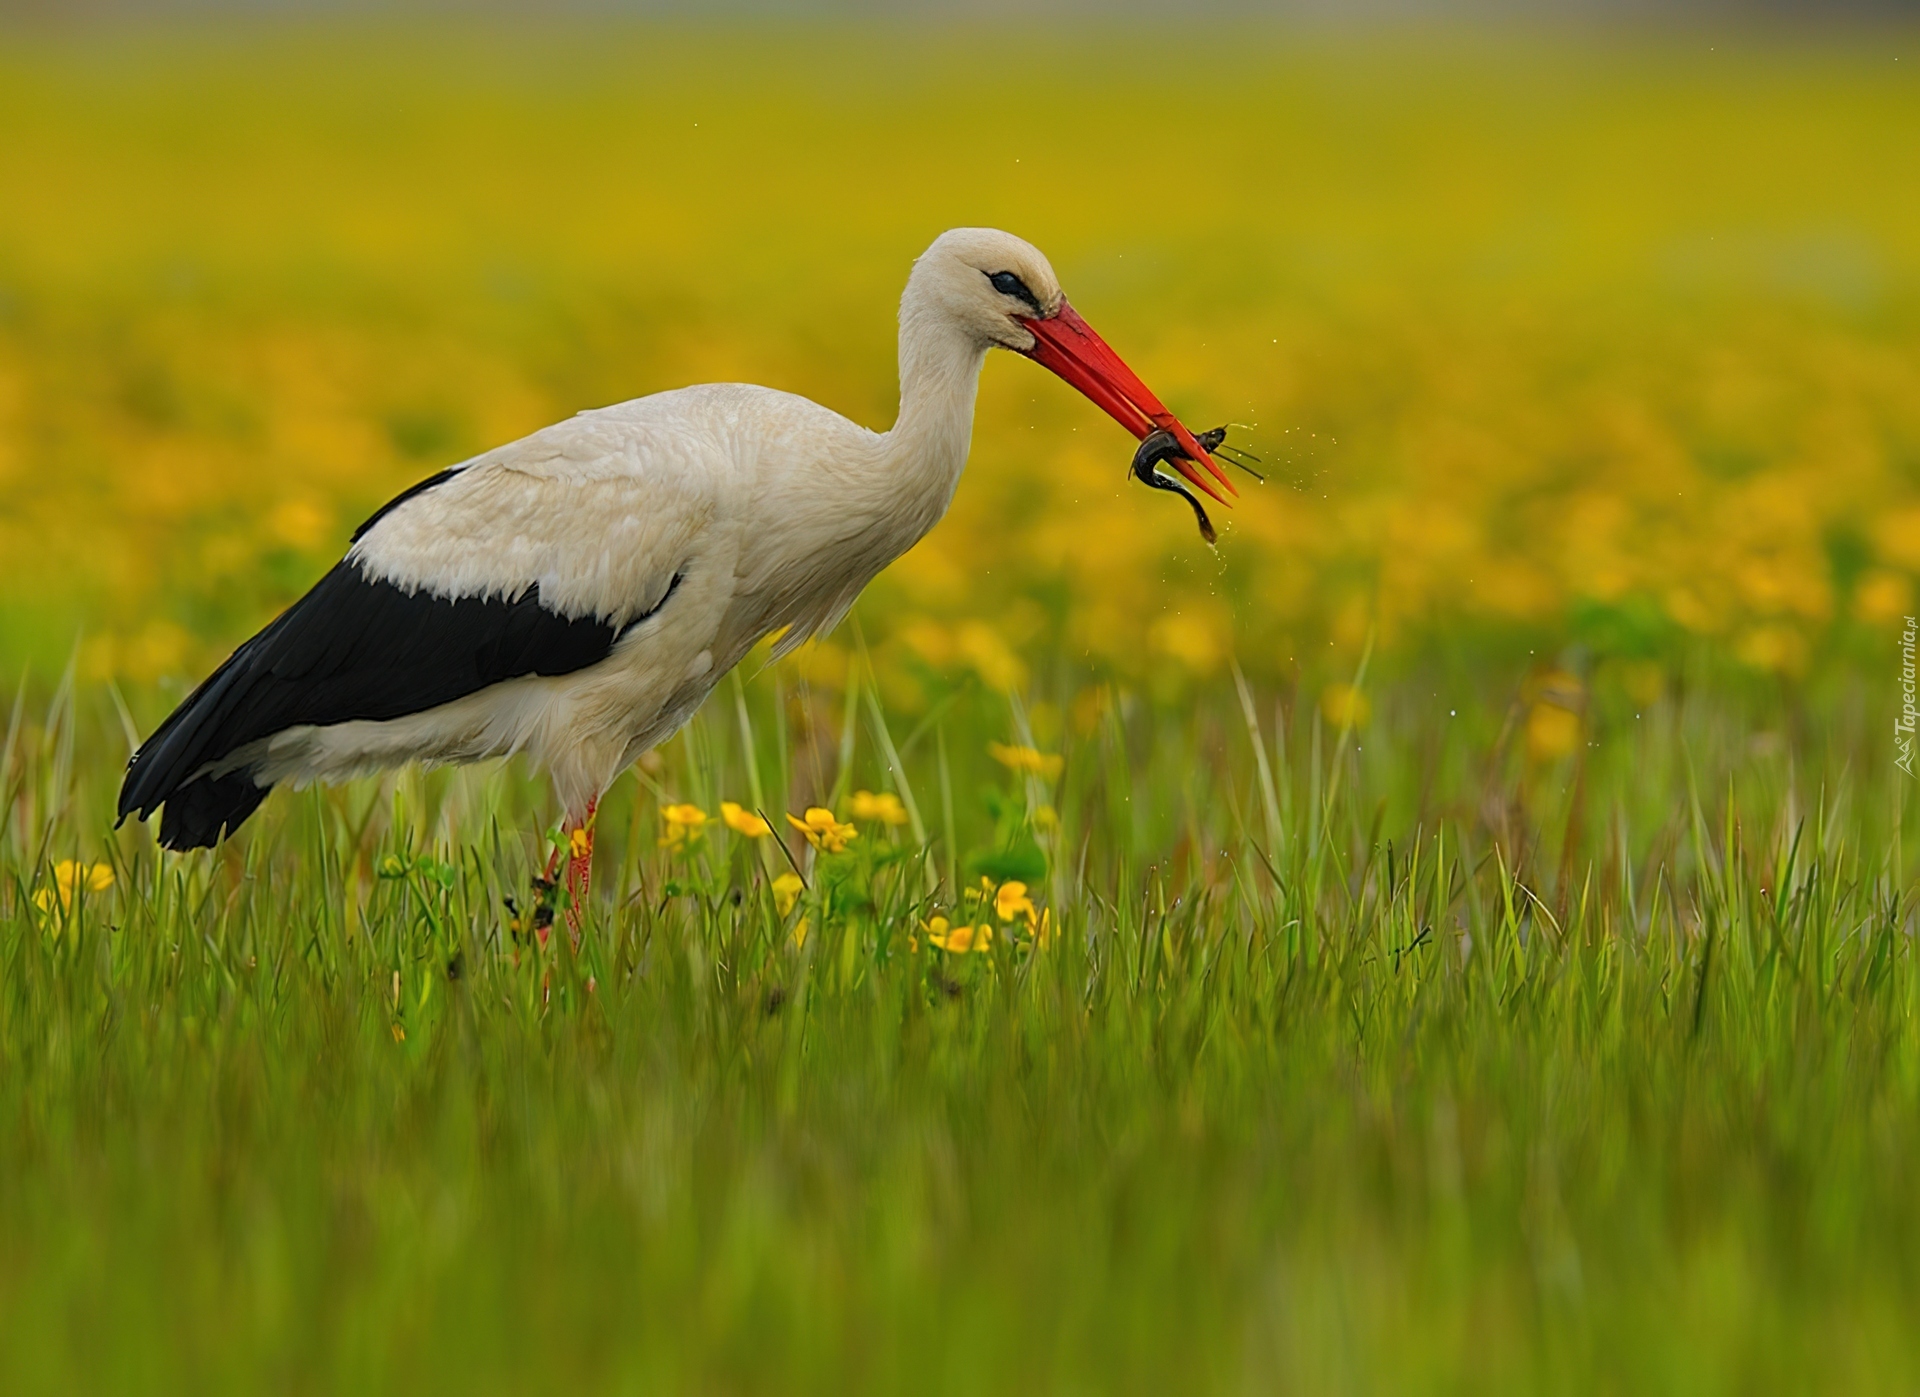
[1132,425,1262,545]
[1134,426,1225,544]
[1016,300,1238,506]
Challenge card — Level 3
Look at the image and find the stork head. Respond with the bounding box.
[911,227,1234,506]
[912,227,1066,349]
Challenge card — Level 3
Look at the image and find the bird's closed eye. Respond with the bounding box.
[987,270,1042,313]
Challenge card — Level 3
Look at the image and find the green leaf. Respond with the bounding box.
[967,836,1047,885]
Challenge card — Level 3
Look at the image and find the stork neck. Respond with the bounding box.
[883,306,987,493]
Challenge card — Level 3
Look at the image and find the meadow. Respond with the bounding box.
[2,21,1919,1394]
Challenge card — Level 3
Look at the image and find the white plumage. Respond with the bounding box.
[120,227,1229,909]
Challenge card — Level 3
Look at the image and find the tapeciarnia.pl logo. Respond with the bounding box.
[1900,615,1917,778]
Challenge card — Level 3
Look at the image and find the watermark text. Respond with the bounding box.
[1899,615,1917,777]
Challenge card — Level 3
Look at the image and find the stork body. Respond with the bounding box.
[119,228,1229,897]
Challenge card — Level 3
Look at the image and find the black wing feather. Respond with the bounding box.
[119,559,623,850]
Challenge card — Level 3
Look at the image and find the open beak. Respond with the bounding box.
[1016,300,1236,505]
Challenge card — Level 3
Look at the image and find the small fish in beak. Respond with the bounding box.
[1130,425,1262,545]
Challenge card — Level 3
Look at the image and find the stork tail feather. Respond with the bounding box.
[154,771,272,851]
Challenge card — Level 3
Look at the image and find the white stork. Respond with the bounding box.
[118,228,1232,913]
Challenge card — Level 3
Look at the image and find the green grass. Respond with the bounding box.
[5,22,1920,1393]
[3,655,1916,1395]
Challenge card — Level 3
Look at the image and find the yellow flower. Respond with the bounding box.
[994,880,1037,925]
[33,860,114,914]
[720,801,771,838]
[1855,570,1913,624]
[787,807,858,853]
[1319,683,1371,730]
[954,620,1026,692]
[1526,703,1583,762]
[569,826,593,860]
[1033,908,1055,949]
[658,803,708,849]
[792,916,810,949]
[989,742,1064,780]
[925,916,992,953]
[849,790,909,826]
[772,872,805,916]
[1524,671,1585,761]
[1149,612,1224,673]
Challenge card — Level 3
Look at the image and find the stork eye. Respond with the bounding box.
[986,270,1042,313]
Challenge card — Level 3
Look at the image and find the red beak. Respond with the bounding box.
[1016,300,1236,505]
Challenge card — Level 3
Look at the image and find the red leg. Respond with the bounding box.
[564,798,598,943]
[526,800,597,952]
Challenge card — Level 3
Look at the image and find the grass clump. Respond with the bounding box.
[2,658,1915,1395]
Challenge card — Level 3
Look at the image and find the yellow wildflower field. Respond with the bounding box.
[6,29,1920,1395]
[0,27,1915,696]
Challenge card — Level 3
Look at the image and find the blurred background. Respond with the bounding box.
[8,13,1920,1392]
[0,4,1914,733]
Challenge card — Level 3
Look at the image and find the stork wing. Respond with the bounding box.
[119,410,710,849]
[346,410,712,627]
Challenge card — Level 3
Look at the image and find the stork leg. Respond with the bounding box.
[522,798,596,958]
[565,798,598,939]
